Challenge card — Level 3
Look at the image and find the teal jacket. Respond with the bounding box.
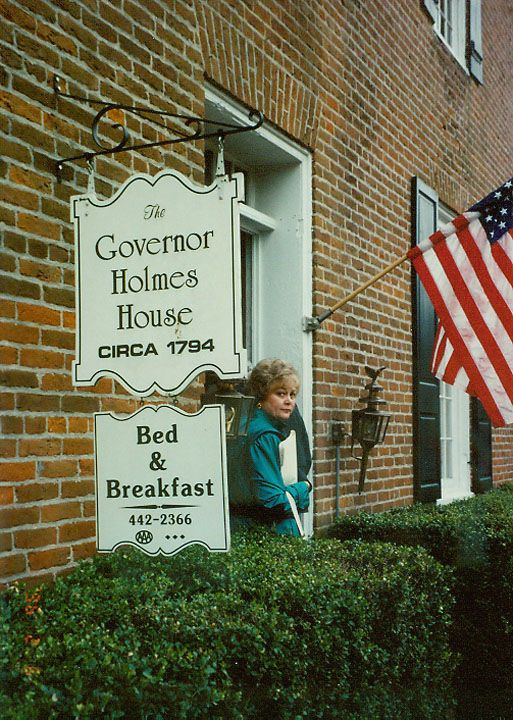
[237,408,310,537]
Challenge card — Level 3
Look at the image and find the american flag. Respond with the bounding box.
[408,177,513,427]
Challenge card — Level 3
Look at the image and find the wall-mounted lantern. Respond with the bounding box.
[214,385,255,439]
[350,366,390,492]
[202,376,255,440]
[201,377,255,509]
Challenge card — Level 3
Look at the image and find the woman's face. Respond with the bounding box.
[261,377,298,421]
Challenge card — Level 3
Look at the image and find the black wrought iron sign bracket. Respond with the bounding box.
[53,75,264,182]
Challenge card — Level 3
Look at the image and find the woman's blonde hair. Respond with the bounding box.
[246,358,299,402]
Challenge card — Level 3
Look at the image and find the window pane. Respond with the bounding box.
[439,0,459,51]
[440,381,453,480]
[241,231,253,363]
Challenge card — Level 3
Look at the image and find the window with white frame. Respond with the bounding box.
[424,0,483,81]
[204,86,314,530]
[413,178,485,504]
[423,0,471,69]
[436,0,466,66]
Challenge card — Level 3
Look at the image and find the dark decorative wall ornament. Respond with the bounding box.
[350,366,391,493]
[53,76,263,181]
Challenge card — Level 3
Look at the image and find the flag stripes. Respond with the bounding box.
[409,208,513,428]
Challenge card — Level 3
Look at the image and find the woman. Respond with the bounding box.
[240,358,312,536]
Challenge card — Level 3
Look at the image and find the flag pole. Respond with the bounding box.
[315,251,409,325]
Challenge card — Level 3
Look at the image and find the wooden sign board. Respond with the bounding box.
[72,170,246,395]
[94,404,230,556]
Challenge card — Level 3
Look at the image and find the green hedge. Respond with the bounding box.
[329,485,513,719]
[1,531,456,720]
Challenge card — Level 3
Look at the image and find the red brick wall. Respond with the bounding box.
[2,0,513,584]
[0,0,207,586]
[197,0,513,526]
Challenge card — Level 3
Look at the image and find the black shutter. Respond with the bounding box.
[470,398,492,493]
[422,0,439,24]
[469,0,484,84]
[412,177,441,502]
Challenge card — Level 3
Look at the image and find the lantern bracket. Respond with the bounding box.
[335,366,391,494]
[53,75,264,182]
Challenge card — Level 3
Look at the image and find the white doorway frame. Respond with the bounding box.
[205,86,314,533]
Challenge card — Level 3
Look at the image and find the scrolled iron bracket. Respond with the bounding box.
[53,75,264,182]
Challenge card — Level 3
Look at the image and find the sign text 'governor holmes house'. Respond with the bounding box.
[72,169,247,396]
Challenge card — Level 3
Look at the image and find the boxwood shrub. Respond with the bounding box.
[329,485,513,719]
[1,531,456,720]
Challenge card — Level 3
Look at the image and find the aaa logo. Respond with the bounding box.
[135,530,153,545]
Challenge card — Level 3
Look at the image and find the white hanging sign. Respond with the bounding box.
[72,169,246,395]
[94,404,230,556]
